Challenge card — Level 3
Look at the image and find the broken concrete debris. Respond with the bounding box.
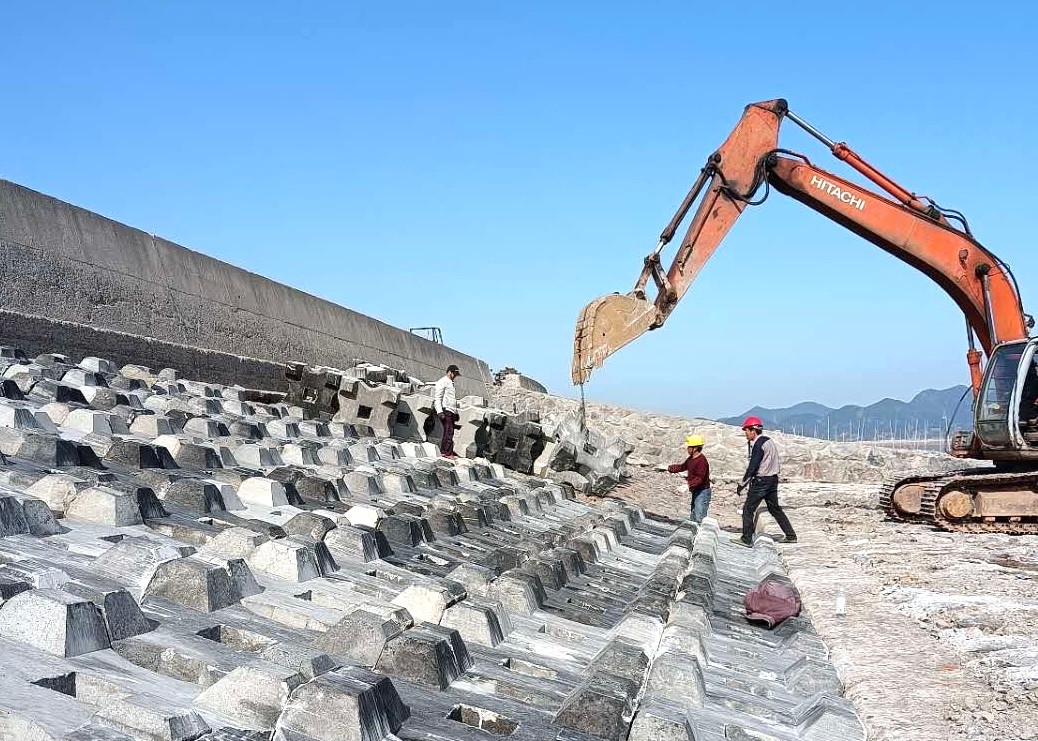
[0,345,865,740]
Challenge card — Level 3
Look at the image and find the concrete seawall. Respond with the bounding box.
[0,179,491,395]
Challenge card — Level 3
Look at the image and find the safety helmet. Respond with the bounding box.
[742,415,763,430]
[685,434,705,448]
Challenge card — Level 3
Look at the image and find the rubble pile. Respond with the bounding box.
[493,383,965,484]
[285,361,632,495]
[0,344,865,740]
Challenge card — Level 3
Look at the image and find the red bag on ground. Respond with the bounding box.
[744,575,802,629]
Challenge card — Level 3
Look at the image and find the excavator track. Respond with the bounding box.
[878,471,960,523]
[882,469,1038,534]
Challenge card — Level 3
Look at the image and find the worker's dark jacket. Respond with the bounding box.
[669,455,710,493]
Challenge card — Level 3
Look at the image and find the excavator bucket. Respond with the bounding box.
[571,292,659,384]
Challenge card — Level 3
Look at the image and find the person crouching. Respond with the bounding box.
[668,435,711,523]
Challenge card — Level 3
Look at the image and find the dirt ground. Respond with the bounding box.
[581,470,1038,741]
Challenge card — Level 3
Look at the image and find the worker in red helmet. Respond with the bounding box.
[734,416,797,547]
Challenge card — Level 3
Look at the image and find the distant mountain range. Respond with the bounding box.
[718,385,973,442]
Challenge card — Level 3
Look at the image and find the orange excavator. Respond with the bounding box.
[571,98,1038,534]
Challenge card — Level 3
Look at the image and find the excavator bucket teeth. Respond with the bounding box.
[571,292,659,384]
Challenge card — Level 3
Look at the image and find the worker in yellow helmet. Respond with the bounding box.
[668,433,712,523]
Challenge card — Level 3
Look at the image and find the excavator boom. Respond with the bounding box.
[571,99,1030,389]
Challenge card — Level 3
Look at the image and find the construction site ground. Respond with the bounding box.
[587,471,1038,741]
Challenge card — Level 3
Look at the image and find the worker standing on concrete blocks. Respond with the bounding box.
[667,434,712,523]
[434,364,461,459]
[734,416,798,547]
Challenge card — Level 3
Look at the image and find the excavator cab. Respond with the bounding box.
[975,339,1038,454]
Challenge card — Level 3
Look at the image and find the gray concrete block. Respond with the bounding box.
[143,557,261,612]
[628,700,695,741]
[553,674,638,741]
[194,664,307,731]
[130,414,177,437]
[248,536,329,582]
[0,588,110,656]
[0,492,63,536]
[374,624,468,690]
[0,427,81,466]
[272,665,409,741]
[439,598,508,647]
[93,692,210,741]
[62,582,156,641]
[314,605,409,666]
[66,486,144,526]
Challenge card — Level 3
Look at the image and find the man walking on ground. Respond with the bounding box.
[734,416,797,547]
[434,364,461,459]
[668,434,712,523]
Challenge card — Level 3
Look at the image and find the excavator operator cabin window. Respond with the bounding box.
[976,344,1024,448]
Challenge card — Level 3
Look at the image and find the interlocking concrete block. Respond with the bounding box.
[440,598,509,647]
[0,401,42,430]
[282,512,336,541]
[120,363,158,384]
[62,582,155,641]
[79,356,118,375]
[323,524,383,563]
[589,638,650,684]
[65,486,144,526]
[233,443,284,468]
[61,368,108,388]
[0,588,110,656]
[445,563,495,597]
[248,536,330,582]
[272,665,409,741]
[238,477,290,507]
[455,407,493,459]
[94,536,191,591]
[284,363,344,418]
[279,443,321,467]
[628,700,695,741]
[26,472,88,513]
[103,438,177,469]
[315,444,352,467]
[643,652,706,708]
[160,479,233,513]
[227,419,264,439]
[0,378,25,400]
[153,435,223,468]
[390,584,454,624]
[0,492,62,536]
[390,393,435,442]
[129,414,177,437]
[143,556,262,612]
[374,624,469,690]
[334,377,400,438]
[198,526,269,561]
[314,605,410,666]
[182,417,229,438]
[487,570,545,616]
[266,419,301,439]
[194,664,307,731]
[343,504,384,529]
[553,674,638,741]
[93,692,210,741]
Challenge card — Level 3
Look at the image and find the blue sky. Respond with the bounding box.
[2,2,1036,418]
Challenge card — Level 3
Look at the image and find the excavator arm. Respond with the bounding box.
[571,99,1031,392]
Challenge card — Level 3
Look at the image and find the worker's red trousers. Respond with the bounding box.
[439,411,458,456]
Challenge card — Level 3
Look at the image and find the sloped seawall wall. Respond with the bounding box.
[0,179,490,394]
